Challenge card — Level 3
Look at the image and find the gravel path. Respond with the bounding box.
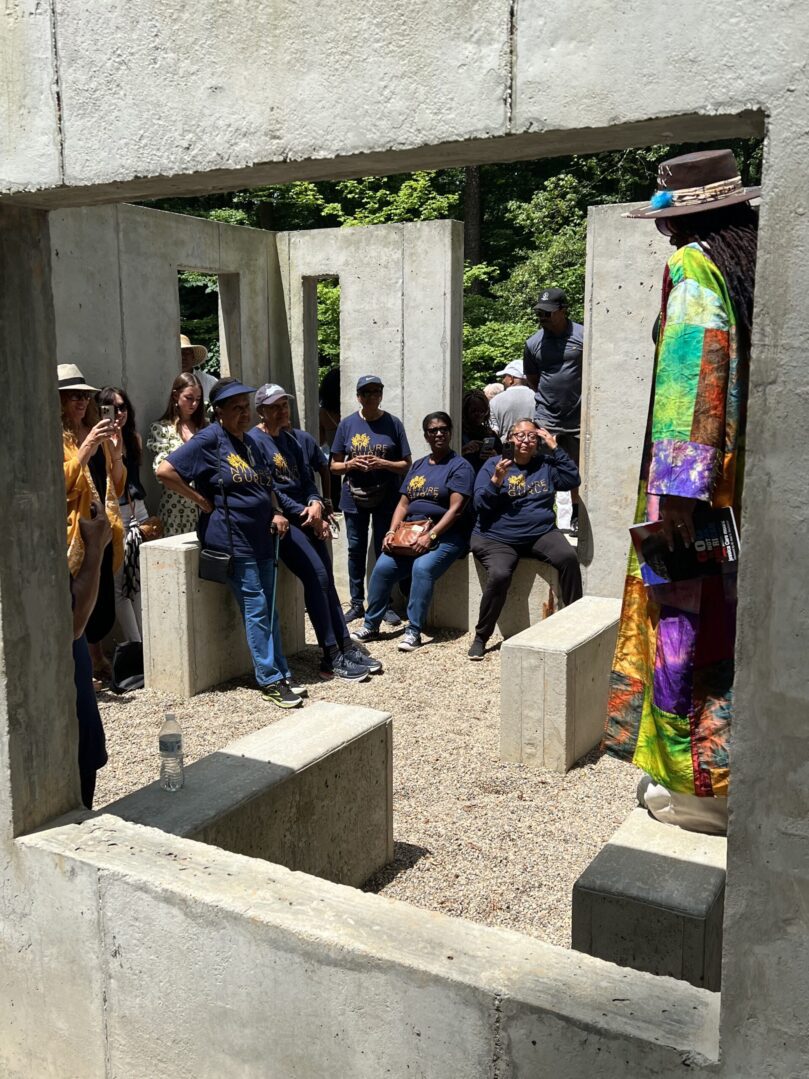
[95,623,637,949]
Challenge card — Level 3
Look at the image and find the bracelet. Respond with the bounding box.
[385,530,396,537]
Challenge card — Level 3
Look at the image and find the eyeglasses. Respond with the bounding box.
[512,431,539,442]
[65,391,91,401]
[425,426,450,436]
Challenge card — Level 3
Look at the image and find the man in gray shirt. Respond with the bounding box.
[522,287,583,533]
[488,360,536,437]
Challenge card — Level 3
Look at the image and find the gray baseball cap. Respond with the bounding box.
[255,383,295,408]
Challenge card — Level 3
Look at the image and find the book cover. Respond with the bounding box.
[630,506,740,587]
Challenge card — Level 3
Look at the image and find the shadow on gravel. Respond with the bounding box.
[361,841,432,893]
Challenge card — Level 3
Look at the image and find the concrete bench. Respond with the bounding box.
[572,807,727,991]
[103,701,393,888]
[141,532,306,697]
[500,595,620,771]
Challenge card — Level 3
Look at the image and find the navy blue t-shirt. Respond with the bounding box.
[473,447,580,544]
[331,411,411,513]
[167,424,276,560]
[249,426,322,518]
[291,427,327,478]
[400,451,475,536]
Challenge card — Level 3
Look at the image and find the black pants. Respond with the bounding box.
[470,529,582,641]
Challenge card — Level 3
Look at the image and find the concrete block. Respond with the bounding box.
[572,808,727,991]
[500,596,620,771]
[141,532,305,696]
[104,702,393,887]
[429,552,562,636]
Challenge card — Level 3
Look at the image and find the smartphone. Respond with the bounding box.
[502,443,515,461]
[100,403,115,424]
[481,436,496,453]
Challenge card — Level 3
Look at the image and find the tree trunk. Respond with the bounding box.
[464,165,483,294]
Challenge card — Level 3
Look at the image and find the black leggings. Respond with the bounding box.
[279,524,347,653]
[470,529,582,641]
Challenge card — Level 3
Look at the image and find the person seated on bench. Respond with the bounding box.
[468,418,582,660]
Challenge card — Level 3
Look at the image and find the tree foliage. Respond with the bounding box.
[146,137,762,390]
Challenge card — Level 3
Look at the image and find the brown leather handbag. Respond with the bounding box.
[386,519,434,557]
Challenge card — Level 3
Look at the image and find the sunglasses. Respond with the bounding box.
[425,426,450,436]
[113,404,127,414]
[65,391,91,401]
[358,387,383,397]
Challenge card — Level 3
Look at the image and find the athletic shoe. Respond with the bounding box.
[261,681,304,708]
[282,677,308,697]
[569,515,579,537]
[468,637,486,661]
[344,602,365,623]
[382,608,402,626]
[350,624,379,643]
[331,652,371,682]
[398,628,422,652]
[343,644,383,674]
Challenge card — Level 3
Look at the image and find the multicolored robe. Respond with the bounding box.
[603,242,747,797]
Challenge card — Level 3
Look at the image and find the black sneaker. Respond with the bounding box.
[382,608,402,626]
[350,624,378,643]
[569,515,579,536]
[344,603,365,623]
[468,637,486,661]
[261,681,304,708]
[343,644,383,674]
[282,677,307,697]
[331,652,370,682]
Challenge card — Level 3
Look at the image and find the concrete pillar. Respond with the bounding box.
[578,204,669,598]
[0,206,80,841]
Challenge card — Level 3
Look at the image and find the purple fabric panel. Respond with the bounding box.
[647,439,720,500]
[653,606,699,716]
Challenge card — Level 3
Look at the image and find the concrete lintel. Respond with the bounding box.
[20,814,719,1073]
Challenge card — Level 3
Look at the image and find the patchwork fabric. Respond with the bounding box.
[602,244,746,798]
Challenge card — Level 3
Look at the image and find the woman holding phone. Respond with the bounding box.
[468,418,581,659]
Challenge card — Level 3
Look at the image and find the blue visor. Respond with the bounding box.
[209,380,257,405]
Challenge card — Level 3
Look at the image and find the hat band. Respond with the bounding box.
[58,376,88,388]
[651,175,743,210]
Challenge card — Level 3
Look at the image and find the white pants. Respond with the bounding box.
[638,774,728,835]
[115,499,148,643]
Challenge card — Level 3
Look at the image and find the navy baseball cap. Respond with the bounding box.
[208,378,257,406]
[356,374,384,392]
[533,287,568,313]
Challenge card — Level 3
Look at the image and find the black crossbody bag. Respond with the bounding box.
[198,430,236,583]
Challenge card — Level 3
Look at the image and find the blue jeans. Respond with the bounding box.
[227,558,288,687]
[343,503,396,606]
[364,538,465,634]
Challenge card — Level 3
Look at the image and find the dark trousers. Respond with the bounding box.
[73,634,107,809]
[343,502,396,606]
[470,529,582,641]
[279,523,347,653]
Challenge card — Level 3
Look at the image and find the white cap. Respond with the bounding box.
[495,360,525,379]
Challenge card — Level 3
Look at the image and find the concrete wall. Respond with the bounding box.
[579,203,670,598]
[276,220,463,446]
[3,1,809,1076]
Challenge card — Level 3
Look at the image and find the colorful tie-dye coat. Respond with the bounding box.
[603,242,746,797]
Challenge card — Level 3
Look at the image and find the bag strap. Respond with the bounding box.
[216,426,236,558]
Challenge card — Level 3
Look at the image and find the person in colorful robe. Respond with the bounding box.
[602,149,760,834]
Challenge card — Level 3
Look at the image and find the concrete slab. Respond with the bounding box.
[572,808,727,991]
[141,532,305,696]
[500,596,620,771]
[104,703,393,887]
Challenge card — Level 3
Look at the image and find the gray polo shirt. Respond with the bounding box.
[488,384,537,437]
[522,321,584,433]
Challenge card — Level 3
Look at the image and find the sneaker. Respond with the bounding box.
[331,652,371,682]
[350,624,378,643]
[282,677,308,697]
[398,628,422,652]
[261,681,304,708]
[468,637,486,661]
[382,608,402,626]
[569,515,579,536]
[343,644,383,674]
[344,603,365,623]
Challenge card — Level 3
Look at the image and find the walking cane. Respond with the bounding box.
[268,528,281,636]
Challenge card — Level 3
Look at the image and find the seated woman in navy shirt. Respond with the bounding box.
[156,378,303,709]
[251,383,382,683]
[351,411,474,653]
[468,417,582,660]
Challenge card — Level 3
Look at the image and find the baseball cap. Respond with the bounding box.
[533,287,568,313]
[356,374,384,392]
[208,378,257,406]
[495,360,525,379]
[255,383,295,409]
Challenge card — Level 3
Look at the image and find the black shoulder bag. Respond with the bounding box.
[198,429,236,583]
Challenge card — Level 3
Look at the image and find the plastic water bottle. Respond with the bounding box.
[159,714,184,791]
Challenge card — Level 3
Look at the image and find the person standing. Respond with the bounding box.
[330,375,411,624]
[522,288,583,534]
[148,373,208,536]
[602,149,760,834]
[180,334,217,403]
[488,361,536,438]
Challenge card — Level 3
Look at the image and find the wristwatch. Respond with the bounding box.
[430,531,438,542]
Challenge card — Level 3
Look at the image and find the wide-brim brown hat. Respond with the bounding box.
[180,333,208,364]
[57,363,99,392]
[627,149,761,220]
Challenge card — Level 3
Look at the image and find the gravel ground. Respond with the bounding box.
[95,623,638,949]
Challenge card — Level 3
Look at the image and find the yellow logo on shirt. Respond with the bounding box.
[351,432,371,453]
[227,452,253,477]
[272,452,288,474]
[407,474,426,495]
[507,474,526,497]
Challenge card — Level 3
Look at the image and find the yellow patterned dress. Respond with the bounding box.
[603,243,747,798]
